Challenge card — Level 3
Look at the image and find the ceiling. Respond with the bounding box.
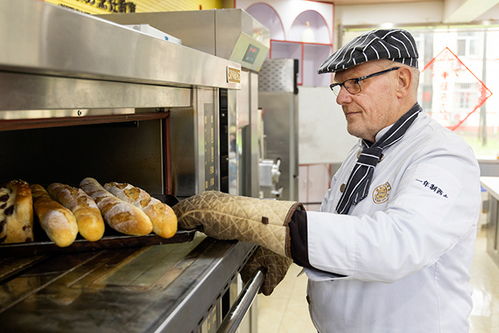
[319,0,499,23]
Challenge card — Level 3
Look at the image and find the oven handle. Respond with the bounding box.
[217,269,264,333]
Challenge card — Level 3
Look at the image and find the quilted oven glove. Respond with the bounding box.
[240,246,292,296]
[173,191,303,295]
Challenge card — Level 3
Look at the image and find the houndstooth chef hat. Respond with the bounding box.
[318,29,419,74]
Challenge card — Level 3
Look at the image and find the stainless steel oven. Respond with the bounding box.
[0,1,261,332]
[98,8,270,199]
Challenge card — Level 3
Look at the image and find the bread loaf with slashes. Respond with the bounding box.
[104,182,177,238]
[80,177,152,236]
[48,183,105,242]
[31,184,78,247]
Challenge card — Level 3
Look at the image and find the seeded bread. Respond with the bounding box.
[0,187,11,242]
[4,180,34,243]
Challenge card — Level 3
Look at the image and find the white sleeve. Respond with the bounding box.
[306,152,480,282]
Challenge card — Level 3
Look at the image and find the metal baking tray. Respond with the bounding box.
[0,229,198,257]
[0,194,196,257]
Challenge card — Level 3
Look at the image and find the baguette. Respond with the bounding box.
[48,183,105,242]
[80,177,152,236]
[104,182,177,238]
[31,184,78,247]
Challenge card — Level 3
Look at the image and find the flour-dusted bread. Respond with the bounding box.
[48,183,105,242]
[0,180,34,244]
[104,182,178,238]
[80,177,152,236]
[31,184,78,247]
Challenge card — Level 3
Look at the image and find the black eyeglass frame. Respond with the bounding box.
[329,67,400,95]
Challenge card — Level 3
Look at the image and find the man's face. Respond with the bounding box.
[334,60,401,142]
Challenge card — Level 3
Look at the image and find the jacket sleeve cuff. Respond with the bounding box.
[289,209,310,268]
[289,209,347,277]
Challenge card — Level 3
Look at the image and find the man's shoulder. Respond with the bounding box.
[404,114,478,174]
[410,113,474,155]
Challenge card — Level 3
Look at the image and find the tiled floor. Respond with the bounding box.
[470,229,499,332]
[257,229,499,332]
[257,263,315,333]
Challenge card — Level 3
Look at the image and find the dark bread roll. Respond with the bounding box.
[0,180,34,243]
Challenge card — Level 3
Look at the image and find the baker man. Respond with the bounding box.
[173,29,481,333]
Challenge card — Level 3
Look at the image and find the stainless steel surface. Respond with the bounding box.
[0,235,256,333]
[259,92,299,201]
[0,0,240,90]
[0,72,191,112]
[259,59,295,93]
[258,59,299,200]
[171,87,220,196]
[238,70,250,196]
[203,87,220,192]
[101,9,266,198]
[249,72,261,197]
[170,105,197,196]
[153,240,257,333]
[216,10,269,72]
[217,270,264,333]
[227,89,239,195]
[98,11,218,56]
[0,108,135,120]
[239,70,263,197]
[259,158,283,198]
[100,9,270,72]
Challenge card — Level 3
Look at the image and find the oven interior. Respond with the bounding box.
[0,118,167,194]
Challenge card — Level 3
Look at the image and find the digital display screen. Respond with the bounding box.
[242,44,260,64]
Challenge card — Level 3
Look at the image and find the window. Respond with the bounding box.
[457,31,479,57]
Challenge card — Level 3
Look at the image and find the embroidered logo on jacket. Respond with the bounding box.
[373,182,392,204]
[415,179,448,198]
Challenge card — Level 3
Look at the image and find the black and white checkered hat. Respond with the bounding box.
[318,29,419,74]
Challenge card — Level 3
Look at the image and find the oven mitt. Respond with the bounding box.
[172,191,304,258]
[240,246,292,296]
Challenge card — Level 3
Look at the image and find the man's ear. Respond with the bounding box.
[396,67,412,98]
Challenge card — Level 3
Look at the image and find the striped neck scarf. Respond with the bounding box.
[336,103,422,215]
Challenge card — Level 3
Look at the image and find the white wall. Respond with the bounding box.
[298,87,358,164]
[335,1,444,28]
[238,0,333,41]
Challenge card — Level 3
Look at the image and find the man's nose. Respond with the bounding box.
[336,86,352,105]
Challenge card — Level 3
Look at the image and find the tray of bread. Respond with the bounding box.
[0,177,196,257]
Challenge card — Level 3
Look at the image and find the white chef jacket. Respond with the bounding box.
[305,111,481,333]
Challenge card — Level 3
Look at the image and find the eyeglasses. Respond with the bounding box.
[329,67,400,96]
